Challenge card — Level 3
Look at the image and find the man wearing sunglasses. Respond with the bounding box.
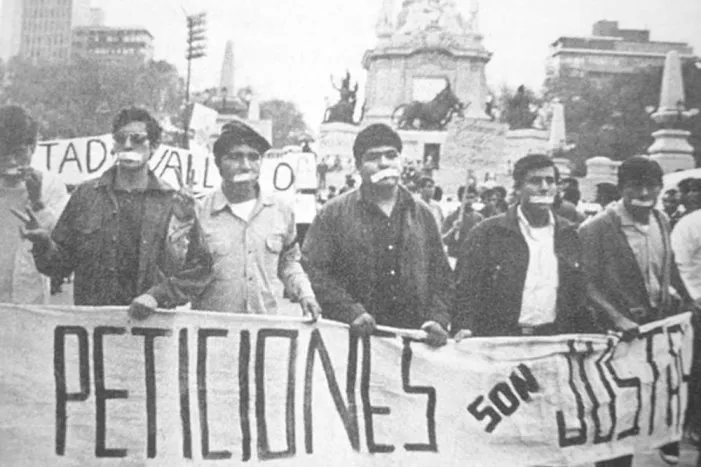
[1,105,69,304]
[453,154,589,338]
[302,123,452,346]
[21,107,212,319]
[192,121,321,320]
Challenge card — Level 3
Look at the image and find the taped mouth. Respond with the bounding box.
[530,195,554,204]
[370,168,400,184]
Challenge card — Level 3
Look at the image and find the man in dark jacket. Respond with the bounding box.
[453,154,589,338]
[302,123,452,346]
[20,107,212,318]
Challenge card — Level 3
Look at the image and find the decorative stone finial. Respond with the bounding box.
[651,50,699,126]
[549,101,567,152]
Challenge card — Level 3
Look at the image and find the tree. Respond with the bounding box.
[0,57,183,139]
[542,62,701,175]
[260,99,308,148]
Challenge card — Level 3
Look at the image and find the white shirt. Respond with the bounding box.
[229,198,257,221]
[517,207,559,327]
[671,209,701,301]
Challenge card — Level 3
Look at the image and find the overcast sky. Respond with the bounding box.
[95,0,701,127]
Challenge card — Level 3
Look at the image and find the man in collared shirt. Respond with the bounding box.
[417,175,444,228]
[302,123,452,346]
[193,121,321,319]
[579,156,687,467]
[21,107,212,318]
[453,153,588,338]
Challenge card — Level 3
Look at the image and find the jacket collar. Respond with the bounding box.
[498,204,572,235]
[358,183,416,211]
[97,165,174,192]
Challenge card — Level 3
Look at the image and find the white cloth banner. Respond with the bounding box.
[0,305,693,466]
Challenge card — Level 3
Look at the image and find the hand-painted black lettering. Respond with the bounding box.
[239,330,252,462]
[197,328,232,460]
[577,342,606,444]
[489,382,520,416]
[643,328,664,435]
[467,396,502,433]
[132,327,172,458]
[303,328,360,453]
[509,364,540,402]
[178,329,192,459]
[255,329,298,460]
[94,326,128,458]
[556,340,587,447]
[665,328,683,430]
[86,139,108,174]
[54,326,90,456]
[39,141,59,171]
[605,341,641,439]
[160,150,183,179]
[58,142,83,174]
[593,340,617,444]
[273,162,295,191]
[203,158,215,189]
[360,335,395,453]
[401,338,437,452]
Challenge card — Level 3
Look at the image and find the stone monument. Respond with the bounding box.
[648,50,698,173]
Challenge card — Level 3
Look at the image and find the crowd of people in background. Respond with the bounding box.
[1,104,700,465]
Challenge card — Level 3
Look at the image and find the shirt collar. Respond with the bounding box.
[210,184,274,214]
[517,204,555,233]
[97,166,173,192]
[614,199,637,227]
[359,183,414,211]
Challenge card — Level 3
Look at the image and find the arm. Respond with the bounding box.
[425,210,453,331]
[578,222,636,331]
[671,220,701,302]
[278,212,315,301]
[147,216,213,308]
[452,225,488,334]
[301,207,366,324]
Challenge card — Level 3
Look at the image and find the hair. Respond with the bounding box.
[492,185,507,198]
[663,188,678,197]
[560,177,579,190]
[418,176,435,189]
[465,185,479,197]
[512,154,555,188]
[678,177,701,194]
[596,182,620,206]
[456,185,466,201]
[433,185,443,201]
[617,156,662,188]
[352,123,402,167]
[112,107,162,148]
[0,105,38,149]
[562,186,581,205]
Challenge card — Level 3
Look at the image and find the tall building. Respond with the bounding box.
[0,0,23,63]
[18,0,90,62]
[72,26,154,63]
[548,20,696,82]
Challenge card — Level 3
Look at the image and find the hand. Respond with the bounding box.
[350,312,376,337]
[300,297,322,322]
[614,317,639,342]
[454,329,473,342]
[22,167,43,208]
[10,207,50,245]
[452,218,462,231]
[128,294,158,320]
[422,321,449,347]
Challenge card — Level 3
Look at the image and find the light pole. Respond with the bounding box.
[183,11,207,148]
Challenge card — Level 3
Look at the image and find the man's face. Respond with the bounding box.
[681,183,701,212]
[662,192,679,214]
[421,181,435,200]
[112,121,152,171]
[463,192,478,208]
[0,141,33,179]
[519,166,557,212]
[358,145,402,188]
[217,143,262,186]
[620,179,661,215]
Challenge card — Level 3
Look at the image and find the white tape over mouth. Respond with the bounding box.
[232,172,257,183]
[2,168,21,176]
[115,151,143,163]
[631,199,655,207]
[529,195,554,205]
[370,168,400,184]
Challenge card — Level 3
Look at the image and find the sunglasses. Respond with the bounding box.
[221,151,262,163]
[113,132,149,146]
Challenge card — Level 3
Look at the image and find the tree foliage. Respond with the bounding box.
[0,57,183,139]
[260,99,308,148]
[543,62,701,175]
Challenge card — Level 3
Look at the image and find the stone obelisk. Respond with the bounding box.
[648,50,698,173]
[219,40,235,100]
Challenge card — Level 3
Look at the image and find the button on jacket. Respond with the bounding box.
[32,167,212,307]
[193,187,314,314]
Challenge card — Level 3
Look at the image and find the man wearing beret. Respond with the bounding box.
[578,156,688,467]
[302,123,452,346]
[193,121,322,319]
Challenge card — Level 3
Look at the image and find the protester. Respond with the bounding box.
[595,182,620,209]
[453,154,589,338]
[479,188,499,218]
[670,192,701,450]
[553,171,586,224]
[662,188,682,225]
[339,173,357,194]
[302,123,452,346]
[491,185,509,214]
[442,185,483,261]
[417,175,444,228]
[20,107,212,318]
[578,156,688,467]
[1,105,68,304]
[193,121,321,319]
[678,177,701,218]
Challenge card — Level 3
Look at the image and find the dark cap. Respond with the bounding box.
[213,120,271,165]
[617,156,663,188]
[352,123,402,165]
